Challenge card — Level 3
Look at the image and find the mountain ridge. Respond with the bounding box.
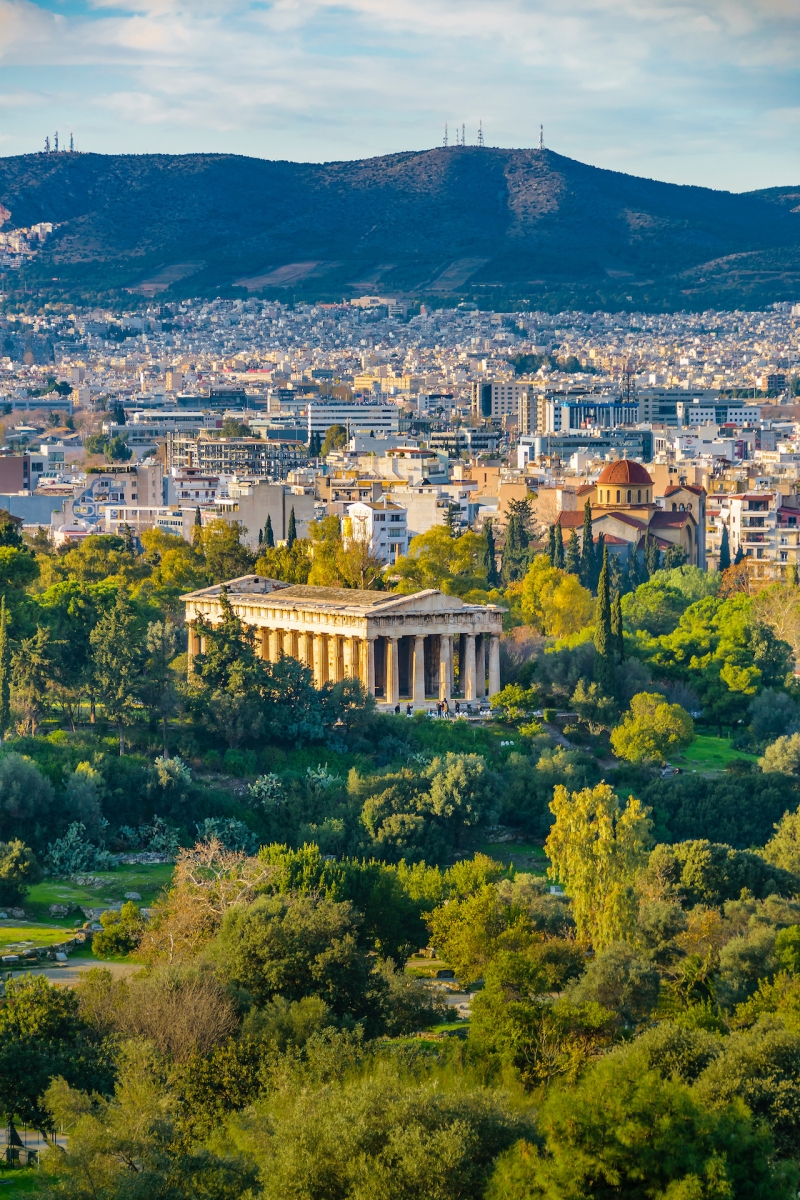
[1,147,799,310]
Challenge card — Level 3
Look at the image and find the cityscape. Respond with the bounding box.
[1,0,800,1193]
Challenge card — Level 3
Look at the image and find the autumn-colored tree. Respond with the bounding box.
[545,782,653,948]
[520,555,593,638]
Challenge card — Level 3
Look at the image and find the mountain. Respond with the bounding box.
[1,147,799,310]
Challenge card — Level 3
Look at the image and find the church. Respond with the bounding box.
[556,460,705,567]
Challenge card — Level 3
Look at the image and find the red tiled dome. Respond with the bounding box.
[597,459,653,487]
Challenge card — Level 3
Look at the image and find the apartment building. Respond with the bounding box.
[164,434,307,479]
[307,402,399,437]
[471,380,531,421]
[345,497,408,564]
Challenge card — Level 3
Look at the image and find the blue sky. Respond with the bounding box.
[0,0,798,191]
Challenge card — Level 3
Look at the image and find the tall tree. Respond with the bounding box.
[733,543,744,566]
[611,589,624,663]
[565,530,581,576]
[553,522,564,569]
[89,589,143,755]
[264,514,274,549]
[719,523,731,571]
[544,782,653,948]
[547,524,556,566]
[591,531,606,593]
[12,626,52,738]
[501,497,532,584]
[579,499,594,588]
[143,620,178,757]
[287,507,297,549]
[644,532,661,579]
[484,521,499,587]
[593,546,615,695]
[624,542,640,594]
[0,597,10,739]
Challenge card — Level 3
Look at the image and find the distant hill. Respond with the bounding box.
[1,147,799,310]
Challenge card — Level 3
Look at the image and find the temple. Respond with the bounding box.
[182,575,504,707]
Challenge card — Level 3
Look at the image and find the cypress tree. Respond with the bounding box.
[0,597,9,738]
[719,524,731,571]
[579,500,594,587]
[593,546,615,695]
[287,507,297,549]
[590,531,605,593]
[484,521,499,586]
[553,522,564,569]
[625,541,640,593]
[264,514,275,549]
[501,500,531,583]
[733,544,744,566]
[258,528,263,545]
[611,589,624,663]
[565,530,581,575]
[788,562,799,587]
[547,524,557,566]
[644,533,660,579]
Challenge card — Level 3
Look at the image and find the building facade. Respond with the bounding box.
[183,576,504,707]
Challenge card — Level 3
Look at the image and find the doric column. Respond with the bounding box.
[476,634,486,698]
[269,629,281,661]
[259,628,270,661]
[463,633,477,701]
[366,637,376,695]
[343,636,353,679]
[283,629,296,659]
[488,634,501,698]
[313,633,327,687]
[413,635,426,705]
[296,631,310,667]
[187,623,200,677]
[329,635,344,684]
[387,636,400,706]
[439,634,452,703]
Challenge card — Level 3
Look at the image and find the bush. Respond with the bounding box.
[47,822,116,875]
[0,840,41,906]
[91,902,144,958]
[0,753,55,849]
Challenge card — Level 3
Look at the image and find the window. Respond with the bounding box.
[616,490,620,503]
[627,490,631,502]
[672,503,677,512]
[637,490,641,502]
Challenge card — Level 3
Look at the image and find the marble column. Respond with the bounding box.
[476,635,486,698]
[463,633,477,701]
[387,636,400,706]
[259,628,270,662]
[366,637,376,695]
[313,633,327,687]
[187,623,200,676]
[329,635,344,683]
[343,636,353,679]
[282,629,296,659]
[269,628,281,661]
[439,634,452,703]
[412,635,426,705]
[298,631,311,668]
[488,634,501,698]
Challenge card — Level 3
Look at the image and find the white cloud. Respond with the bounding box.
[0,0,796,188]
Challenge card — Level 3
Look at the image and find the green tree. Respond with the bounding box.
[0,975,112,1130]
[644,531,661,578]
[263,513,274,549]
[0,596,11,737]
[194,518,254,582]
[611,588,624,661]
[763,808,800,873]
[425,752,498,847]
[564,529,581,576]
[579,499,594,588]
[484,520,500,586]
[143,620,178,757]
[553,521,564,569]
[287,506,297,549]
[719,523,731,571]
[593,545,615,695]
[501,497,533,584]
[544,782,653,948]
[12,624,52,736]
[611,692,695,764]
[92,901,144,958]
[760,733,800,775]
[89,588,143,755]
[488,1049,795,1199]
[321,423,348,456]
[213,892,386,1032]
[0,840,41,906]
[0,754,54,848]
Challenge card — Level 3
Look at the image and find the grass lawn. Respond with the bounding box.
[24,863,174,924]
[675,734,757,773]
[0,923,77,953]
[0,1170,49,1196]
[472,841,549,874]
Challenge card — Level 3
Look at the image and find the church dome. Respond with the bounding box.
[597,459,653,487]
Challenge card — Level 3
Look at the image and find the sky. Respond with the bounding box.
[0,0,798,192]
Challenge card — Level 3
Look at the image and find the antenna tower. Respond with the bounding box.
[462,123,465,147]
[44,136,50,153]
[69,132,74,153]
[443,123,448,148]
[477,120,484,147]
[539,124,544,151]
[54,131,58,152]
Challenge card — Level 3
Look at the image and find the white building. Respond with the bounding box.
[307,402,399,438]
[345,497,409,564]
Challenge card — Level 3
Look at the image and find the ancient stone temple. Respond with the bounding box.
[183,575,504,707]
